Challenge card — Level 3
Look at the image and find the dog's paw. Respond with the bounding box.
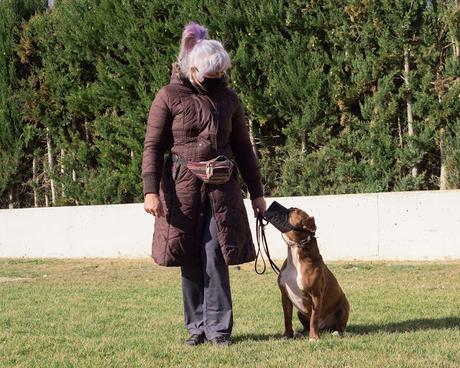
[309,335,320,342]
[331,331,343,338]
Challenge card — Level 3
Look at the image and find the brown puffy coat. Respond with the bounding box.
[141,68,263,267]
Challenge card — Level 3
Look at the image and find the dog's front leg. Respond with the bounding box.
[309,291,322,341]
[280,287,294,338]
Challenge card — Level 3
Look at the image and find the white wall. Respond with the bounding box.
[0,203,153,258]
[1,190,460,260]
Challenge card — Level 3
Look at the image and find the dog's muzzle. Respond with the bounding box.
[264,201,301,233]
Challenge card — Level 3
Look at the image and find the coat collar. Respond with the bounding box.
[169,63,228,95]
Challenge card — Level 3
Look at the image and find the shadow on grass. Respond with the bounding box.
[348,317,460,335]
[233,317,460,342]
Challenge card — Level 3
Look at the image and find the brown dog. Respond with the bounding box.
[277,208,349,341]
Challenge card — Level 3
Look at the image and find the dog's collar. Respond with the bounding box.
[282,232,315,248]
[298,232,315,246]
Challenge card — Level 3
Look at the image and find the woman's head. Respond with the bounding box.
[178,22,231,84]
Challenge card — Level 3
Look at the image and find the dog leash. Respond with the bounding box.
[255,214,281,275]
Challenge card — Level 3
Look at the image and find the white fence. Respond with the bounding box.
[1,190,460,261]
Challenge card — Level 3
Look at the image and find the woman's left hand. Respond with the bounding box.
[251,197,266,218]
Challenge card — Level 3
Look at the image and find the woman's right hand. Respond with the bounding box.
[144,193,165,217]
[251,196,267,218]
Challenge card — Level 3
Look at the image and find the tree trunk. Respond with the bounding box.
[436,84,447,190]
[301,130,307,153]
[247,118,259,158]
[454,1,460,63]
[438,1,459,188]
[33,154,38,207]
[454,36,460,64]
[43,155,49,207]
[8,186,14,209]
[247,118,259,199]
[46,127,56,205]
[60,148,65,197]
[72,169,79,205]
[404,47,417,177]
[397,116,403,148]
[439,128,448,190]
[84,120,90,143]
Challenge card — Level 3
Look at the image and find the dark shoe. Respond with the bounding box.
[211,335,231,346]
[185,334,206,346]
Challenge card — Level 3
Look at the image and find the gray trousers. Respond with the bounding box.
[180,199,233,340]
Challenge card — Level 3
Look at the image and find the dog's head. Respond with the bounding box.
[282,208,316,245]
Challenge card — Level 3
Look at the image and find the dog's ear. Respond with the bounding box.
[302,216,316,233]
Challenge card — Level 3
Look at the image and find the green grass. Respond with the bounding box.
[1,259,459,368]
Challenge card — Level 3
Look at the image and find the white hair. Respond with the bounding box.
[184,40,231,82]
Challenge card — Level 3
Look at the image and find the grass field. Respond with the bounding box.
[0,258,459,368]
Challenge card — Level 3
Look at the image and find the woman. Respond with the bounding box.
[142,23,266,346]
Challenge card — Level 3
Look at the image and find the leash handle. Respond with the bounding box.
[254,215,267,275]
[255,214,280,275]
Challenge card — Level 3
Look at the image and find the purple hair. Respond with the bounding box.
[179,22,208,61]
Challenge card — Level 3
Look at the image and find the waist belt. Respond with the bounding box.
[171,153,234,185]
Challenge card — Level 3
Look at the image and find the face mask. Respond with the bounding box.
[201,77,224,93]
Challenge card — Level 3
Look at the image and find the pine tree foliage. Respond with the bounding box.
[0,0,47,208]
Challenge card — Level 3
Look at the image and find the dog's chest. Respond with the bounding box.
[279,248,311,314]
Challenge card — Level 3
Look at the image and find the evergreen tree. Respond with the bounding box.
[0,0,459,208]
[0,0,46,208]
